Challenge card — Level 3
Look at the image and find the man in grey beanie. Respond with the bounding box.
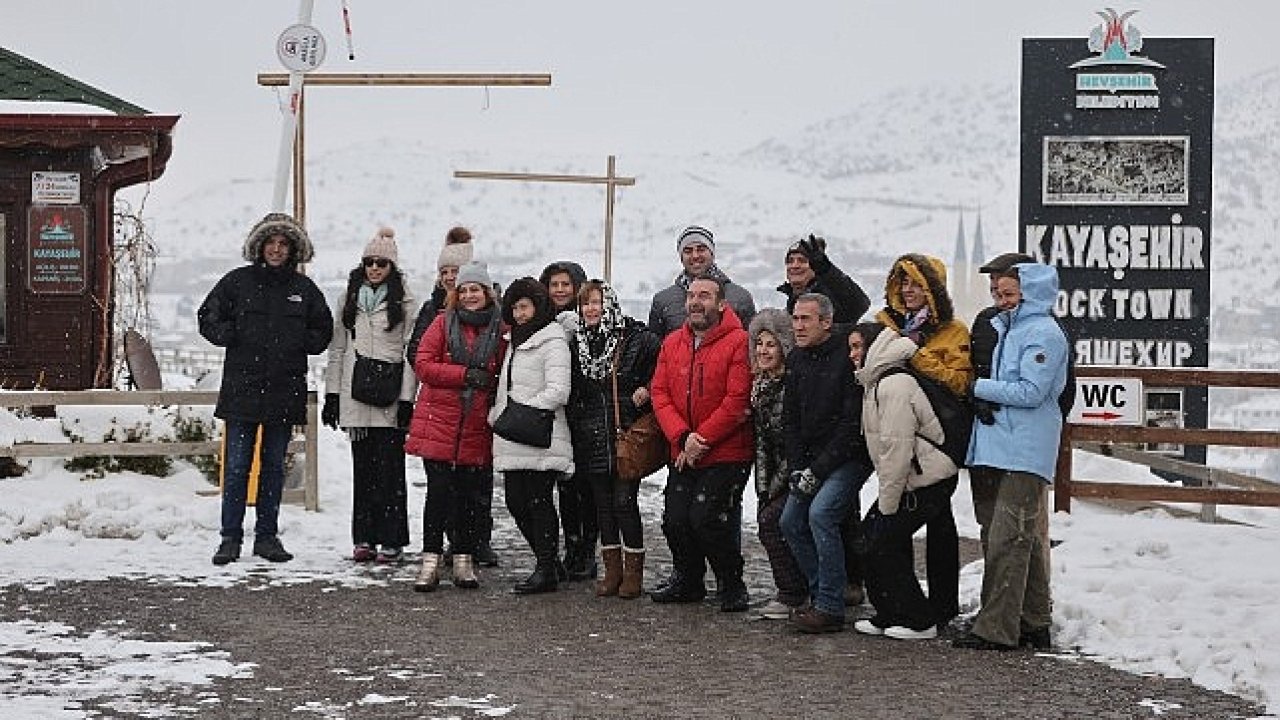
[647,225,756,338]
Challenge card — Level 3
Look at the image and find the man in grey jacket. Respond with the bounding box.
[647,226,756,338]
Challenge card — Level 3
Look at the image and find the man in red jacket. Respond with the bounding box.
[649,277,754,612]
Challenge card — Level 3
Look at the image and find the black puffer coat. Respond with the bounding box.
[565,319,661,475]
[198,263,333,425]
[783,331,870,483]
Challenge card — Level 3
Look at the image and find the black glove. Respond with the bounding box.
[321,393,340,429]
[973,398,999,426]
[464,368,495,389]
[396,400,414,430]
[799,234,833,274]
[789,468,820,498]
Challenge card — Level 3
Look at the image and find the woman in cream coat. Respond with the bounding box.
[322,227,418,564]
[853,324,959,640]
[489,278,575,594]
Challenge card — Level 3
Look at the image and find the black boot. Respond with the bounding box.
[561,541,581,578]
[565,541,598,581]
[512,563,558,595]
[474,539,500,567]
[718,577,750,613]
[650,572,706,604]
[212,538,241,566]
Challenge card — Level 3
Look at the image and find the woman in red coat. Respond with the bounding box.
[405,262,507,591]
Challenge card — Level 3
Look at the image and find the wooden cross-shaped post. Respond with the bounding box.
[257,72,553,225]
[454,155,636,281]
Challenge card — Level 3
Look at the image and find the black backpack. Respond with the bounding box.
[880,366,974,469]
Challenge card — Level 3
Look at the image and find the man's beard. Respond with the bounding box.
[687,304,720,331]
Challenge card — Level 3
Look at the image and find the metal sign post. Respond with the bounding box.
[271,2,325,213]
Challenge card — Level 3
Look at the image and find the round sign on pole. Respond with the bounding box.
[277,24,327,73]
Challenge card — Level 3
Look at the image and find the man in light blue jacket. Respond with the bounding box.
[954,262,1068,651]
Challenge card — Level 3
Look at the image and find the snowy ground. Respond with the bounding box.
[1,399,1278,718]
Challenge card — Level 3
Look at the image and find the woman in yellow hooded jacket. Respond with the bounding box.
[871,253,973,626]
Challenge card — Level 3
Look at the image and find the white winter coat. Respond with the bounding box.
[488,321,575,473]
[855,331,958,514]
[323,291,418,428]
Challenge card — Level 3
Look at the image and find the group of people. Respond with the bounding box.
[198,212,1070,652]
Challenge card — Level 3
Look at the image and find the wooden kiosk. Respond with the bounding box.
[0,48,177,389]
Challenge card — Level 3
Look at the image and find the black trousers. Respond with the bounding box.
[421,461,490,555]
[588,471,643,549]
[558,471,598,552]
[661,463,750,587]
[505,470,561,567]
[863,476,959,631]
[350,427,410,549]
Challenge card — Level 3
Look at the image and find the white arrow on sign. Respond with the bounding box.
[1068,378,1144,425]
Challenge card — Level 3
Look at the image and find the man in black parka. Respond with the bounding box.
[198,213,332,566]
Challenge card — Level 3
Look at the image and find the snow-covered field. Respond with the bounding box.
[1,395,1279,717]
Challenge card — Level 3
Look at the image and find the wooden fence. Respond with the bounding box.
[0,390,319,511]
[1056,367,1280,519]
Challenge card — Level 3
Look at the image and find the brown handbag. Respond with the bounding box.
[611,351,668,482]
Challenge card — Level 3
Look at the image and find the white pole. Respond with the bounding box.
[272,0,315,214]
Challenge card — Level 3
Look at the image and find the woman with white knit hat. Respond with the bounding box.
[322,226,418,563]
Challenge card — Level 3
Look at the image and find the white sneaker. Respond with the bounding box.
[759,600,794,620]
[885,625,937,640]
[853,619,885,636]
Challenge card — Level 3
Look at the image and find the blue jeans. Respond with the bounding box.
[781,461,867,616]
[221,420,292,541]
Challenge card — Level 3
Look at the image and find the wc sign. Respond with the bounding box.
[1069,378,1144,425]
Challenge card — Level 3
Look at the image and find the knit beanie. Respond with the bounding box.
[676,225,715,255]
[455,261,491,289]
[438,226,474,269]
[438,242,473,270]
[362,226,398,264]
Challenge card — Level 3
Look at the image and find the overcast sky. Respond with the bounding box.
[3,1,1277,205]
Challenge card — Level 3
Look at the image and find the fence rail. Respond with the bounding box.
[1056,366,1280,519]
[0,390,319,511]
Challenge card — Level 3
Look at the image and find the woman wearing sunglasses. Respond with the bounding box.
[322,227,418,564]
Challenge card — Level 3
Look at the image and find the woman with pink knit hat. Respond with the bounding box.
[322,226,418,563]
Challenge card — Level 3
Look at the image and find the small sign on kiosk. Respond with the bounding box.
[31,171,81,205]
[27,206,88,295]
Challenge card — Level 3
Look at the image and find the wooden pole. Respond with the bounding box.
[453,159,636,281]
[257,72,552,87]
[293,86,306,225]
[604,155,616,280]
[256,69,551,244]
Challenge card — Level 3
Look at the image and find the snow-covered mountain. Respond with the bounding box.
[146,73,1280,328]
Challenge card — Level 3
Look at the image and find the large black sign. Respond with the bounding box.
[1021,15,1213,464]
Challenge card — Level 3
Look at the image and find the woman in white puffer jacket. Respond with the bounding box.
[853,324,959,641]
[488,277,574,595]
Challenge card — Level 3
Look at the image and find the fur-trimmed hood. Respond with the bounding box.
[881,253,954,326]
[747,307,795,373]
[242,213,315,265]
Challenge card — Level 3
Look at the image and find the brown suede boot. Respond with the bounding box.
[596,546,623,597]
[617,548,645,599]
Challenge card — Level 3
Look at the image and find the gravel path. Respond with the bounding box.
[0,481,1268,719]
